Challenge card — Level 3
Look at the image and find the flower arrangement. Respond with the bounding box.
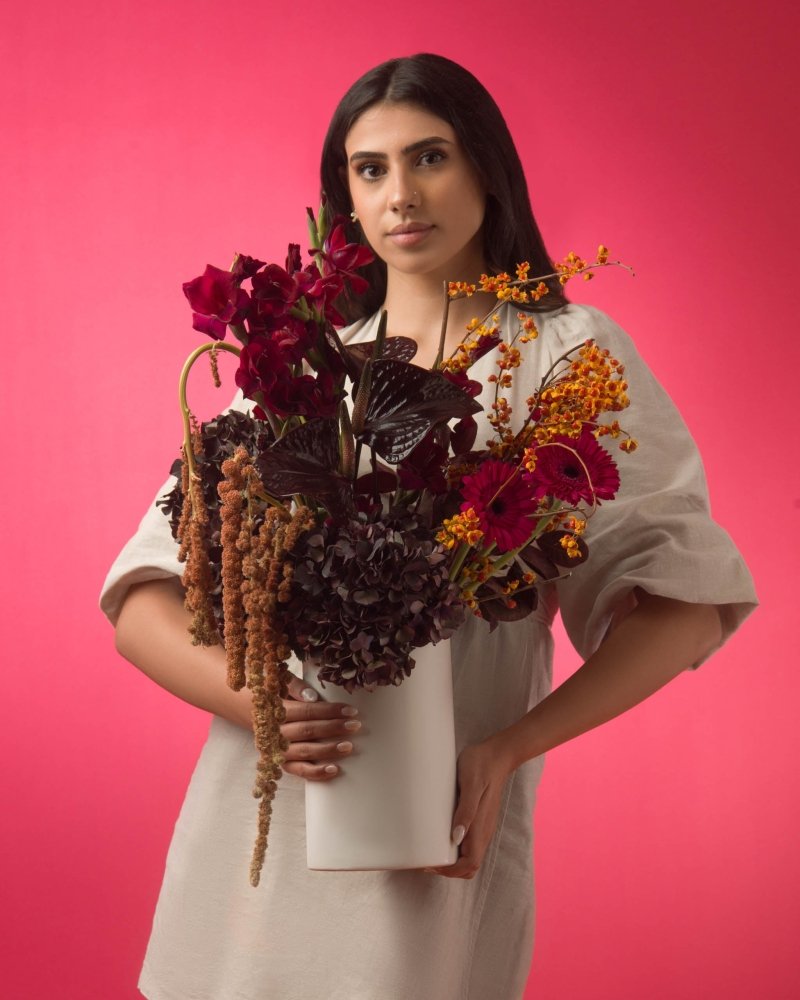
[160,206,634,884]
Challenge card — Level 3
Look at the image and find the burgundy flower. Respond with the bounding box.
[397,435,449,493]
[441,369,481,398]
[285,243,302,274]
[265,370,344,419]
[318,220,374,294]
[250,263,300,325]
[183,265,249,341]
[231,254,266,282]
[460,460,537,552]
[524,426,620,506]
[235,335,292,400]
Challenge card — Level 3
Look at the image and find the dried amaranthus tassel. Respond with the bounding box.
[176,431,219,646]
[241,503,317,887]
[218,447,251,691]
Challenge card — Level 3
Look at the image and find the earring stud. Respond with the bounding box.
[350,209,359,223]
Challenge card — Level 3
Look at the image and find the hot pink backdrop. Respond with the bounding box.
[2,1,798,997]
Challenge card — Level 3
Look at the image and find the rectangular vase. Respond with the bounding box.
[303,639,459,871]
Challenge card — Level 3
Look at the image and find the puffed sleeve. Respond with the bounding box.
[540,304,757,666]
[99,474,184,626]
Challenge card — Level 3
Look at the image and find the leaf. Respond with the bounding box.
[256,419,350,510]
[346,336,418,373]
[359,360,483,464]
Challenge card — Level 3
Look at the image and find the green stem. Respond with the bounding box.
[179,341,242,483]
[433,281,451,371]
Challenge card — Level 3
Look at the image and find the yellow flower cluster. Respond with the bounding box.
[516,312,539,342]
[441,317,500,374]
[554,246,611,285]
[560,534,582,559]
[436,507,484,550]
[529,339,630,444]
[487,396,515,454]
[487,342,522,389]
[555,251,588,285]
[448,270,550,305]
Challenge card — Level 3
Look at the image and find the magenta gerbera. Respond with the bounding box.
[460,460,537,552]
[525,426,620,506]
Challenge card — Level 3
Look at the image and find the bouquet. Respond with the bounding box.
[160,205,635,884]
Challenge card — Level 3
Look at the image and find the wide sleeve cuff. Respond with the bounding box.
[544,306,758,665]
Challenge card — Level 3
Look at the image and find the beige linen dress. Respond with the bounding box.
[100,303,757,1000]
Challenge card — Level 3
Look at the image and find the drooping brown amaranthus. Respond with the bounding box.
[176,431,219,647]
[239,503,316,887]
[218,448,250,690]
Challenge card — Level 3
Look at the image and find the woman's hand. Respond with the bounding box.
[425,737,514,879]
[280,675,362,782]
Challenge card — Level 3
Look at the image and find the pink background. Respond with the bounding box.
[2,1,798,996]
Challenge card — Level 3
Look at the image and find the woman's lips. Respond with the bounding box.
[387,225,434,247]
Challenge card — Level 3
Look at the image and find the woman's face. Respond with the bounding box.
[343,102,487,283]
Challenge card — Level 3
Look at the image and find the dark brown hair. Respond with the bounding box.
[320,53,568,322]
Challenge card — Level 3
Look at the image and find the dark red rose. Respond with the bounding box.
[183,265,249,341]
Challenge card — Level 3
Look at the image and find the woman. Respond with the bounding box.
[101,54,757,1000]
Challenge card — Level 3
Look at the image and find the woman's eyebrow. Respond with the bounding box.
[348,136,453,164]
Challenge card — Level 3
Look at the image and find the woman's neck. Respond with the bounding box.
[381,269,497,370]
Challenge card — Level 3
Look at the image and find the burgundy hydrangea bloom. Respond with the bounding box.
[525,427,620,506]
[182,265,249,341]
[318,220,374,294]
[460,460,537,552]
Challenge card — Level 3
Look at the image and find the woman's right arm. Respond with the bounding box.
[115,577,360,780]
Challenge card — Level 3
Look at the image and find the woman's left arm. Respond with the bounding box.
[427,591,723,879]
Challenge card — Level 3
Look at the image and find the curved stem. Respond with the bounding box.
[179,341,242,484]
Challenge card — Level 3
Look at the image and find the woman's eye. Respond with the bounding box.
[357,163,385,181]
[418,149,445,167]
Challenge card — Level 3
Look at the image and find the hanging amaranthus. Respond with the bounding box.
[176,428,219,647]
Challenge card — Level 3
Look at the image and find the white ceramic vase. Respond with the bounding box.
[303,639,459,871]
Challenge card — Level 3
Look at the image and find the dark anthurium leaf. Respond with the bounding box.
[256,418,347,499]
[345,336,418,375]
[538,529,589,567]
[450,414,478,456]
[527,530,589,570]
[359,360,483,464]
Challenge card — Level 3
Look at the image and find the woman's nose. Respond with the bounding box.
[387,169,419,212]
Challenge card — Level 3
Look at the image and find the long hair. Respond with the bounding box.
[320,53,568,322]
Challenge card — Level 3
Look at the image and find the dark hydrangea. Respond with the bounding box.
[283,510,465,691]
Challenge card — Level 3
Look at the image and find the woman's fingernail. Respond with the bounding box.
[336,741,353,753]
[341,706,359,717]
[301,688,319,702]
[324,765,338,774]
[452,825,466,845]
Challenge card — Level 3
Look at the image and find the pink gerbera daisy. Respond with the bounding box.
[460,460,537,552]
[525,427,620,506]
